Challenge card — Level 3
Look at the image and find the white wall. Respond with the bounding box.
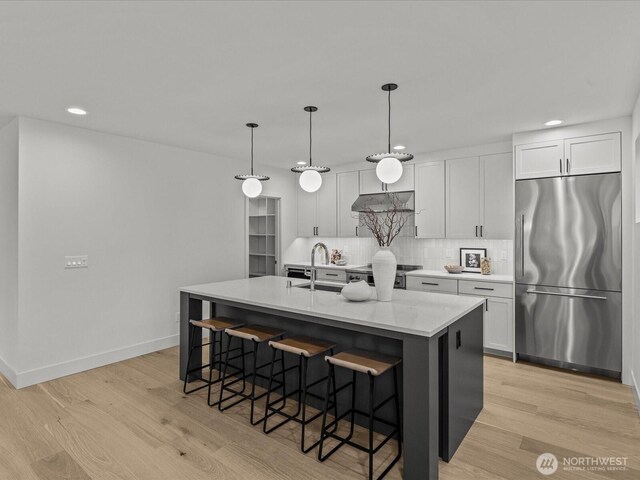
[0,119,19,383]
[631,95,640,413]
[9,117,291,387]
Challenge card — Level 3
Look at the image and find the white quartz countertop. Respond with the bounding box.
[284,262,367,271]
[406,269,514,283]
[181,276,484,338]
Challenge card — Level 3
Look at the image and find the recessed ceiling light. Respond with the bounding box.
[66,106,87,116]
[545,119,562,126]
[393,145,406,150]
[296,161,306,165]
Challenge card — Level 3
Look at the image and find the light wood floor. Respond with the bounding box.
[0,349,639,480]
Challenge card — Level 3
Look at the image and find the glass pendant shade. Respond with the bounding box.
[292,106,330,190]
[299,169,322,192]
[235,123,268,198]
[376,157,403,184]
[242,177,263,198]
[366,83,413,183]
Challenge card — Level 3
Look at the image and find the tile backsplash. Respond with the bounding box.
[284,237,513,275]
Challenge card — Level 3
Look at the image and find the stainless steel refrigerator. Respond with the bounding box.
[515,172,622,377]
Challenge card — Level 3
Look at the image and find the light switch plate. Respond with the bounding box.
[445,249,454,259]
[500,250,507,261]
[65,255,88,269]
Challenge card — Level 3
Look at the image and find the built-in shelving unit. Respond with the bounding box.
[247,197,279,278]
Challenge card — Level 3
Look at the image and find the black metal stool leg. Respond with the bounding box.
[318,362,335,461]
[263,346,279,433]
[368,373,375,480]
[299,355,309,452]
[182,323,198,393]
[249,340,261,425]
[218,333,234,410]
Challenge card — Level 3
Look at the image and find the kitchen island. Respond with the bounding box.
[180,276,485,480]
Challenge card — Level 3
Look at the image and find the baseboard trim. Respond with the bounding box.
[632,370,640,417]
[15,334,179,389]
[0,354,18,388]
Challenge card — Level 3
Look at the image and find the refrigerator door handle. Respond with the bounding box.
[526,289,608,301]
[520,214,525,277]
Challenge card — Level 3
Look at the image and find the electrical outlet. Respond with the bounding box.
[500,250,507,261]
[65,255,88,269]
[175,312,180,323]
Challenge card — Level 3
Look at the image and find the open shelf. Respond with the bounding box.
[247,197,279,278]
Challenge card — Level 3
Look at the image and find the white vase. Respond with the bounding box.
[372,247,397,302]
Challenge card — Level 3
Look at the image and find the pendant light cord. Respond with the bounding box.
[250,126,254,175]
[309,109,313,167]
[387,88,392,153]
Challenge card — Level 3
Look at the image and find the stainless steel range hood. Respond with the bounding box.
[351,191,415,213]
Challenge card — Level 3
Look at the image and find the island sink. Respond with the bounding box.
[294,282,342,293]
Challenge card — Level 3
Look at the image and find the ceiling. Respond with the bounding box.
[1,1,640,168]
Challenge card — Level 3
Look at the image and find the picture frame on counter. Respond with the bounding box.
[460,247,487,273]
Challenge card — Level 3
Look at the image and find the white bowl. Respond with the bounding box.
[341,280,372,302]
[444,264,464,274]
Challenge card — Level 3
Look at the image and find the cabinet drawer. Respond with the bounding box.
[458,280,512,298]
[316,269,347,283]
[406,276,458,294]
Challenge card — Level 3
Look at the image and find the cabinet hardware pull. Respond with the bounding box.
[422,282,439,286]
[566,158,570,174]
[559,158,563,174]
[526,290,607,301]
[474,287,494,291]
[475,225,478,237]
[415,226,418,236]
[326,273,338,277]
[480,225,483,237]
[485,299,489,311]
[355,226,358,237]
[456,330,462,349]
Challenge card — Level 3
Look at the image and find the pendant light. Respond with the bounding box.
[291,106,330,193]
[235,123,269,198]
[366,83,413,184]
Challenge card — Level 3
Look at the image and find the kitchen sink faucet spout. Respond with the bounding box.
[309,242,329,292]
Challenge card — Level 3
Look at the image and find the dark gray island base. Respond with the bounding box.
[180,277,484,480]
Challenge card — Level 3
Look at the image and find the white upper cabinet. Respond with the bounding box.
[446,157,481,238]
[564,132,621,176]
[296,187,317,237]
[414,162,445,238]
[359,168,383,194]
[514,140,563,179]
[337,171,360,237]
[388,164,414,192]
[481,152,513,239]
[515,132,621,180]
[296,173,336,237]
[359,164,414,194]
[316,173,337,237]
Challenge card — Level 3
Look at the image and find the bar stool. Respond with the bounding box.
[182,317,245,406]
[218,325,289,425]
[263,336,338,453]
[318,349,402,480]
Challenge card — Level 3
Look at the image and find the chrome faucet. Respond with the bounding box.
[309,242,329,292]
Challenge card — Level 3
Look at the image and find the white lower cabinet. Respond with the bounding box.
[407,276,513,355]
[460,294,513,354]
